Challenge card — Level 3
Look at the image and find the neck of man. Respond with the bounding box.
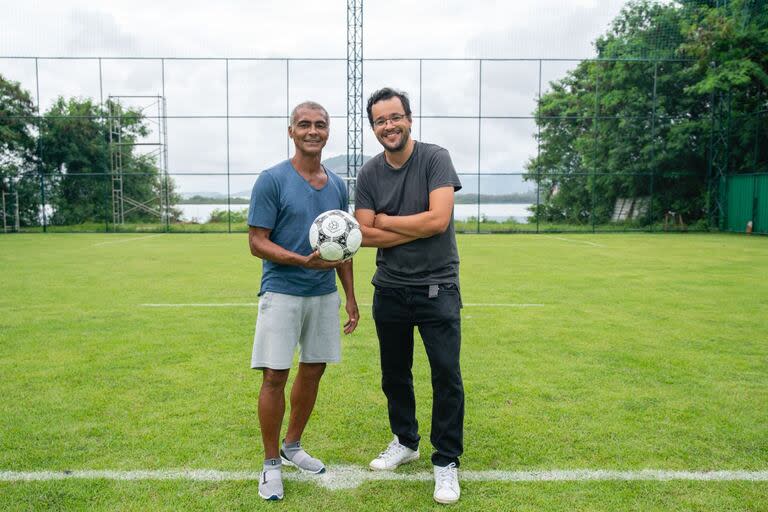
[291,151,324,178]
[384,138,416,169]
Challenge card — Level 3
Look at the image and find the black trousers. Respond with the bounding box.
[372,283,465,467]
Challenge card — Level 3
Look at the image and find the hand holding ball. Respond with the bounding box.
[308,209,362,261]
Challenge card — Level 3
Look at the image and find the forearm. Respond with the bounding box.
[360,225,418,248]
[376,210,449,238]
[250,237,307,266]
[336,260,356,302]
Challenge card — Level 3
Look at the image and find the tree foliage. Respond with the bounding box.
[0,77,179,227]
[526,0,768,225]
[41,98,178,225]
[0,73,40,225]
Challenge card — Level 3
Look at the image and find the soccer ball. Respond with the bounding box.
[308,209,362,261]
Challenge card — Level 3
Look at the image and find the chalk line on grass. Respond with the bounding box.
[544,236,605,248]
[2,467,767,490]
[461,303,544,307]
[93,235,164,247]
[141,303,260,307]
[140,303,544,308]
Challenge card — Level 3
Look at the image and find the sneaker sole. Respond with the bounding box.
[368,451,420,471]
[433,494,459,505]
[258,491,284,501]
[280,454,326,474]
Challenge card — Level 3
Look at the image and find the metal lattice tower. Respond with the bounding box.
[108,95,169,226]
[2,190,20,233]
[109,99,125,225]
[347,0,363,205]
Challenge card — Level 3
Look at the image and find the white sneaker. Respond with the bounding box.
[369,436,420,470]
[433,463,460,504]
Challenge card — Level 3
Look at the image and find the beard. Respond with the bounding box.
[379,127,411,153]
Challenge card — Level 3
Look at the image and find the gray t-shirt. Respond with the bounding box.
[355,141,462,287]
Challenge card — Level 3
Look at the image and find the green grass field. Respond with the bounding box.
[1,233,767,511]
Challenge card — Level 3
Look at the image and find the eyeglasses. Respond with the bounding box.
[373,113,407,128]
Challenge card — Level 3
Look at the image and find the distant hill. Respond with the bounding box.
[455,192,536,204]
[179,154,373,201]
[455,173,535,197]
[180,191,229,200]
[322,154,373,175]
[180,156,532,201]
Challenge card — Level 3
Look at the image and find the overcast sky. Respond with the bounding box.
[1,0,631,196]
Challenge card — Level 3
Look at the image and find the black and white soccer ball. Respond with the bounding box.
[308,209,362,261]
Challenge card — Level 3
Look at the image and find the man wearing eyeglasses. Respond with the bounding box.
[354,87,464,504]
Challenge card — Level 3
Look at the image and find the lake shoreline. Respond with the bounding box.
[175,203,533,223]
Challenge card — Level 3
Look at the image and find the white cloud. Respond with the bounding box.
[65,9,143,55]
[0,0,636,195]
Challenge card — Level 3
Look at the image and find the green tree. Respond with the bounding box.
[526,0,767,225]
[0,73,40,226]
[680,0,768,174]
[41,97,179,225]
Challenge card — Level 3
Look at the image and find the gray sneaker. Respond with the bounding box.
[258,466,284,501]
[280,443,326,474]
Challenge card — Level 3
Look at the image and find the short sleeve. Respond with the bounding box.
[338,175,350,211]
[427,148,462,193]
[248,172,279,229]
[354,167,375,211]
[321,166,350,213]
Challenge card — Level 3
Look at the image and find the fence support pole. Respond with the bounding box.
[477,60,482,234]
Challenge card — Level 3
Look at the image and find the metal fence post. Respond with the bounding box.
[649,61,658,232]
[226,59,231,234]
[34,58,47,232]
[591,62,599,234]
[477,60,482,234]
[537,59,542,234]
[99,58,109,233]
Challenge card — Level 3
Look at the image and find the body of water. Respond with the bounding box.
[176,203,533,223]
[454,203,532,222]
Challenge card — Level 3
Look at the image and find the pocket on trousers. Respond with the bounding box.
[258,292,273,311]
[374,286,399,297]
[373,287,398,323]
[436,284,462,319]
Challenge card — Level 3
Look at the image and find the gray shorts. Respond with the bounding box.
[251,291,342,370]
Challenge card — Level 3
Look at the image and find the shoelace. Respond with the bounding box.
[379,439,405,458]
[436,463,458,487]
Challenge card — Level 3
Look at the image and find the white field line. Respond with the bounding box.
[142,303,260,307]
[93,234,164,247]
[461,303,544,307]
[544,235,605,248]
[140,303,544,308]
[2,467,767,491]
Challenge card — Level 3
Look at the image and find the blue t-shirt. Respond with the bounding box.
[248,159,349,296]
